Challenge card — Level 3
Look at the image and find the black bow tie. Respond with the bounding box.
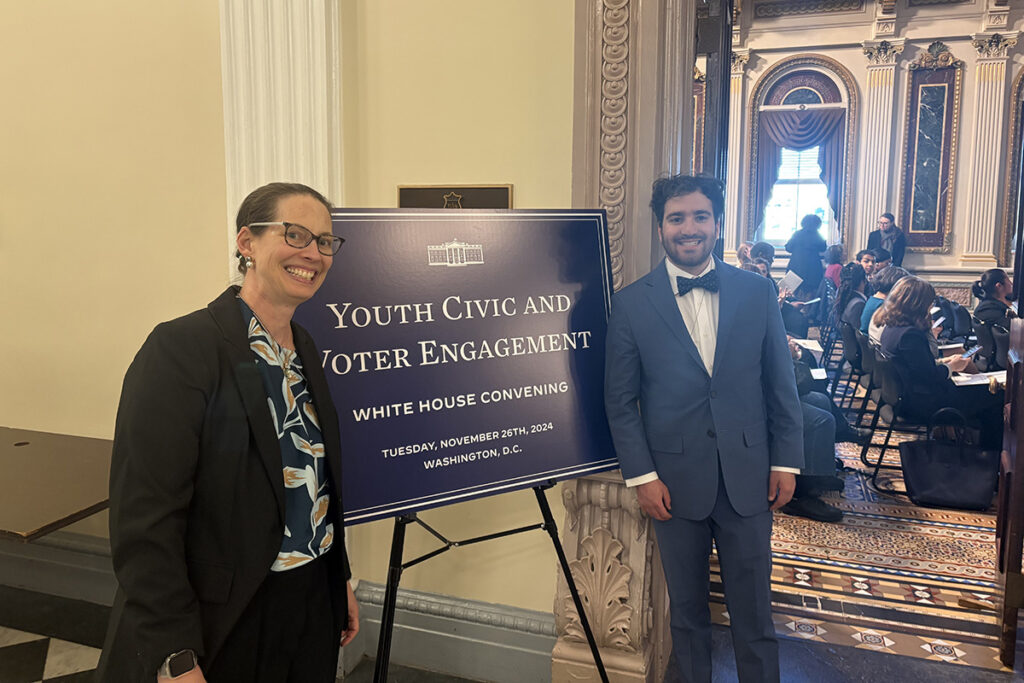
[676,270,719,296]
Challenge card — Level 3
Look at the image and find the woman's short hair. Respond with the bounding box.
[824,244,843,265]
[800,214,822,231]
[750,242,775,263]
[869,266,908,294]
[971,268,1009,300]
[874,275,934,330]
[235,182,333,274]
[740,262,762,275]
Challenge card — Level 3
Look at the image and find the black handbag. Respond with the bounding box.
[897,408,999,510]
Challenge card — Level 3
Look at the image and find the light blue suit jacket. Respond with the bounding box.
[604,257,804,519]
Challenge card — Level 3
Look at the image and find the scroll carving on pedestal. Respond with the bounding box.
[562,527,635,651]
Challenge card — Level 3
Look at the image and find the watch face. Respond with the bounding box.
[168,650,196,677]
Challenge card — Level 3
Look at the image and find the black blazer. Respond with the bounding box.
[974,297,1012,330]
[867,228,906,267]
[878,324,952,417]
[97,287,351,682]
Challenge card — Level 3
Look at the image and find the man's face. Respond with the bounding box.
[877,216,894,232]
[859,254,875,276]
[658,191,720,275]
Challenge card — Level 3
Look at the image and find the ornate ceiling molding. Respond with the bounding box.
[972,32,1019,60]
[753,0,862,19]
[907,0,969,6]
[863,39,905,66]
[909,41,964,70]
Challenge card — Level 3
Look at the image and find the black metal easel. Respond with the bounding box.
[372,482,609,683]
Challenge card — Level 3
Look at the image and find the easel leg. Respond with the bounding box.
[534,486,610,683]
[373,515,412,683]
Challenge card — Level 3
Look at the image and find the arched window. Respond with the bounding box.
[746,58,857,249]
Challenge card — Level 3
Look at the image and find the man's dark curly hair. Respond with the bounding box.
[649,174,725,224]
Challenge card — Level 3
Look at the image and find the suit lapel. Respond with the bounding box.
[207,287,286,524]
[711,258,742,375]
[644,262,707,373]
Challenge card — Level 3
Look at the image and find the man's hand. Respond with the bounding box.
[768,471,796,511]
[340,580,360,647]
[636,479,672,521]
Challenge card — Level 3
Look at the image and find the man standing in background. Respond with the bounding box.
[605,174,804,682]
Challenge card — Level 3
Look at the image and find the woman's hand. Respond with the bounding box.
[340,581,360,647]
[158,667,206,683]
[947,355,973,373]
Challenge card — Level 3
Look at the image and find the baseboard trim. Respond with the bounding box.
[0,531,115,606]
[0,536,556,681]
[347,581,556,683]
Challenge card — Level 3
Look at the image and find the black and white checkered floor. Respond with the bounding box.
[0,627,99,682]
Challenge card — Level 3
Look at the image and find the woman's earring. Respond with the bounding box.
[245,256,254,270]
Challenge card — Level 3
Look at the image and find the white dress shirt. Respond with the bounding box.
[624,258,799,488]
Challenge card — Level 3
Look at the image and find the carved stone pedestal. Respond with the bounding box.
[551,472,670,682]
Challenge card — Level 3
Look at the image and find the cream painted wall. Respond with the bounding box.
[339,0,577,612]
[1,2,226,538]
[1,2,228,441]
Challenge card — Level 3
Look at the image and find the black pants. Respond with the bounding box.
[205,556,339,682]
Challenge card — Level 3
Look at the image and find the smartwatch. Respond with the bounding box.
[158,649,197,679]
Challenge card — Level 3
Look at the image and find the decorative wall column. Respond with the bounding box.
[572,0,697,291]
[218,0,343,278]
[855,39,904,252]
[551,472,670,683]
[723,49,749,262]
[960,32,1019,268]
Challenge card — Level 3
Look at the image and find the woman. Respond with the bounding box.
[98,183,358,682]
[860,266,909,334]
[736,240,755,266]
[973,268,1015,329]
[784,214,827,295]
[834,262,867,329]
[823,245,843,289]
[877,276,1004,449]
[866,212,906,267]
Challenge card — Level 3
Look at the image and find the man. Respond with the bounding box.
[870,247,892,274]
[605,175,804,682]
[855,249,876,278]
[866,212,906,267]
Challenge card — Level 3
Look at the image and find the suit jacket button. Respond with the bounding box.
[707,429,716,438]
[710,390,718,399]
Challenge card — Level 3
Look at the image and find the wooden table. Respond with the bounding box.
[0,427,111,541]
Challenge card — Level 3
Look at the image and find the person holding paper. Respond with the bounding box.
[784,214,827,296]
[605,174,803,682]
[98,183,359,683]
[876,276,1004,449]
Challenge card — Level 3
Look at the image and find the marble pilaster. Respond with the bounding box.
[855,40,903,252]
[960,32,1018,268]
[723,49,749,263]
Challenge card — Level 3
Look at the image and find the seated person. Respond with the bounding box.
[877,276,1004,450]
[973,268,1015,330]
[861,266,909,334]
[784,339,845,523]
[855,249,876,281]
[824,245,844,289]
[834,262,868,329]
[870,247,892,274]
[736,240,755,266]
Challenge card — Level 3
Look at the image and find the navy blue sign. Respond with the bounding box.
[295,209,618,524]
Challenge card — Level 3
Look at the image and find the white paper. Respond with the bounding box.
[951,371,1006,387]
[778,271,803,294]
[791,339,824,353]
[810,368,828,380]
